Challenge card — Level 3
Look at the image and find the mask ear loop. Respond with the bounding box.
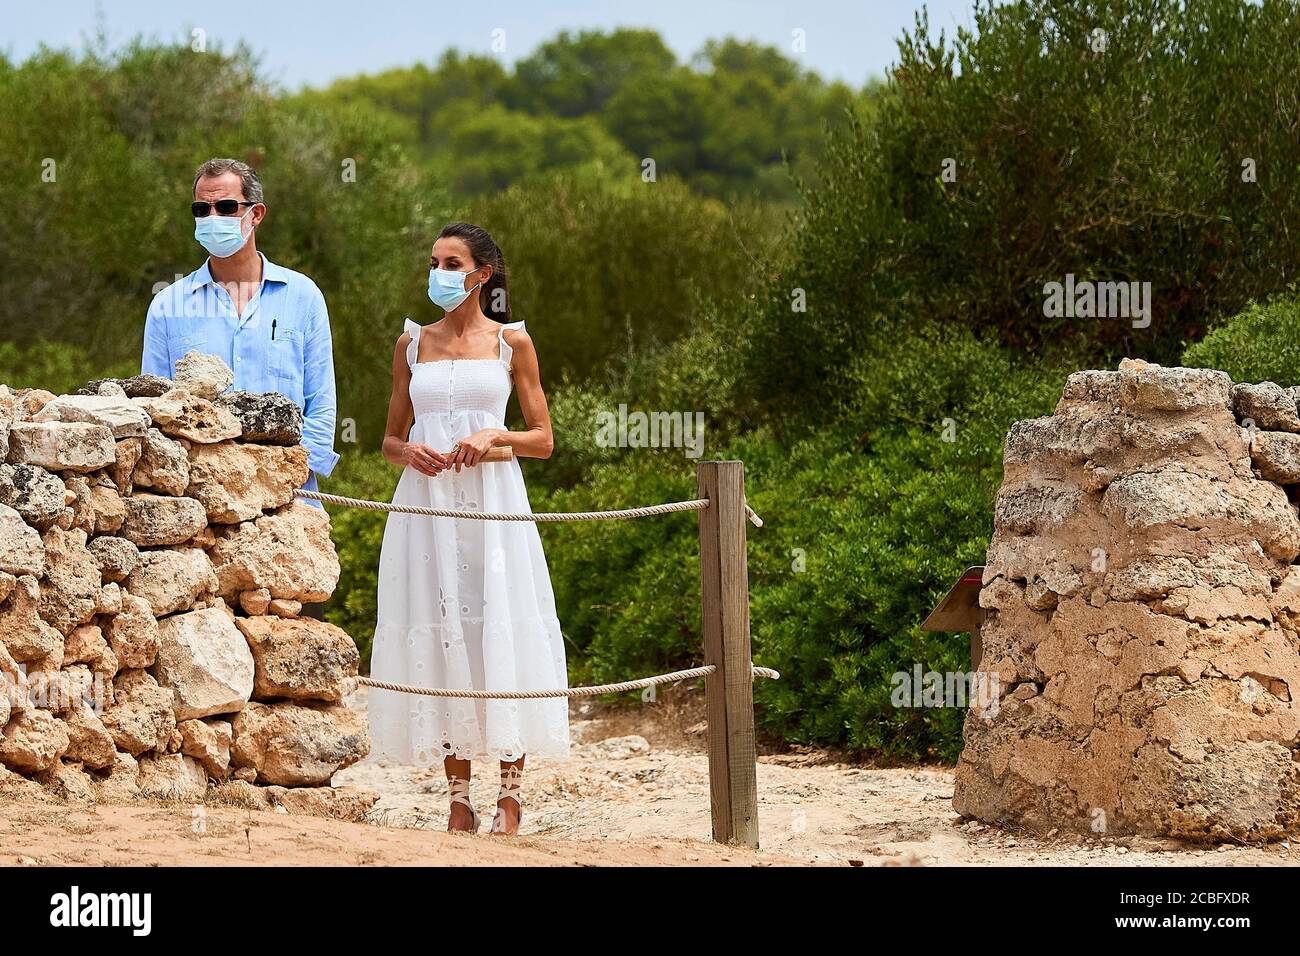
[467,266,488,296]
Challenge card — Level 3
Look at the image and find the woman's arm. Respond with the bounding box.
[382,333,448,475]
[497,327,555,459]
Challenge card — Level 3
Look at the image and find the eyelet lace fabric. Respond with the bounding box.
[366,318,571,766]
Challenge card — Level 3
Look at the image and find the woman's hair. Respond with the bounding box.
[438,221,511,323]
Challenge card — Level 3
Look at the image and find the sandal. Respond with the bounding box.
[447,775,480,833]
[490,764,524,836]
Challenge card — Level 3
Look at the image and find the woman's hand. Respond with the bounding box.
[402,442,450,476]
[447,429,505,472]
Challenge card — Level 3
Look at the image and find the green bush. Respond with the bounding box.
[1182,289,1300,385]
[320,451,401,667]
[734,0,1300,429]
[0,340,135,395]
[466,164,781,385]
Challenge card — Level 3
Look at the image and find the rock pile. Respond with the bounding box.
[0,351,375,821]
[954,358,1300,841]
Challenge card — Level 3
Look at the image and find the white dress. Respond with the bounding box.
[367,317,571,765]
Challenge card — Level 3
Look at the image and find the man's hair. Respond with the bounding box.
[192,158,264,203]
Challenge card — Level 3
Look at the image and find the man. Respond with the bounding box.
[142,158,340,619]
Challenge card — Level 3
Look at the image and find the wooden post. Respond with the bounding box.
[697,460,759,848]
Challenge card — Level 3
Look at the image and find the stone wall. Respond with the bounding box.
[0,352,375,821]
[954,358,1300,841]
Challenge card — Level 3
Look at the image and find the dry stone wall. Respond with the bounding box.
[954,358,1300,841]
[0,352,375,821]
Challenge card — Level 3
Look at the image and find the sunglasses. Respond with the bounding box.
[192,199,257,217]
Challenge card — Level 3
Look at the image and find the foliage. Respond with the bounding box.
[1182,288,1300,385]
[734,0,1300,431]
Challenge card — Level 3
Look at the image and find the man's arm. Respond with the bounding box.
[301,285,341,478]
[141,297,170,378]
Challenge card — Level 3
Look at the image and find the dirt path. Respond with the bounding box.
[3,684,1298,866]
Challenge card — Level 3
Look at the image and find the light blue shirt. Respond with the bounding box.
[141,252,341,508]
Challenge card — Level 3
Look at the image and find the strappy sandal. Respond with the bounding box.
[490,764,524,836]
[447,775,480,833]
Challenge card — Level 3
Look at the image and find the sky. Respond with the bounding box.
[1,0,990,90]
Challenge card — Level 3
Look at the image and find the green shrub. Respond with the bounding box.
[735,0,1300,429]
[0,340,135,394]
[1182,289,1300,385]
[320,451,401,667]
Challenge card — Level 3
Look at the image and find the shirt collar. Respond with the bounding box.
[186,252,290,293]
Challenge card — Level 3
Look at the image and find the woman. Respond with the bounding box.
[368,222,570,836]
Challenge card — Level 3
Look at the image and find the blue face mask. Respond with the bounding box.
[428,267,484,312]
[194,207,254,258]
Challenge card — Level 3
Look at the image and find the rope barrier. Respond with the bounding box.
[295,489,764,527]
[345,663,781,699]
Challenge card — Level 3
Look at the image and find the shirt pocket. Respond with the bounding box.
[268,326,305,390]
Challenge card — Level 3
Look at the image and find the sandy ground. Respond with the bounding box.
[3,682,1299,866]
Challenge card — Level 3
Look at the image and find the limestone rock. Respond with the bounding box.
[132,427,190,496]
[178,717,232,779]
[268,598,302,617]
[6,421,116,472]
[235,616,359,702]
[1233,382,1300,432]
[0,385,14,461]
[956,359,1300,841]
[1250,431,1300,484]
[132,389,241,444]
[0,575,62,662]
[0,709,70,773]
[111,436,143,495]
[120,493,207,546]
[101,669,176,756]
[16,388,56,419]
[1117,358,1232,412]
[152,608,254,720]
[186,442,309,524]
[124,548,217,617]
[79,374,171,399]
[35,760,98,803]
[207,500,340,603]
[103,592,161,669]
[87,483,126,534]
[0,462,68,529]
[136,752,209,801]
[33,394,150,439]
[0,502,44,575]
[267,785,380,822]
[216,391,303,445]
[91,750,141,801]
[61,703,118,769]
[38,526,101,636]
[63,475,95,535]
[88,535,140,583]
[230,700,368,786]
[174,351,234,401]
[239,588,272,615]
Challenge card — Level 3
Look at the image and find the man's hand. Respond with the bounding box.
[402,442,450,476]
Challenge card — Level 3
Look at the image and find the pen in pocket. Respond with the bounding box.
[272,318,277,340]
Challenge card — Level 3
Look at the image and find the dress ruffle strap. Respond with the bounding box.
[404,318,422,370]
[498,319,526,372]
